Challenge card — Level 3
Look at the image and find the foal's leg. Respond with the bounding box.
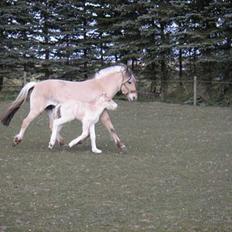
[47,109,64,145]
[56,124,64,144]
[48,116,73,149]
[100,110,126,150]
[68,122,90,148]
[89,124,102,154]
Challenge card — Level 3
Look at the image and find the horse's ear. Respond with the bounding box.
[126,66,133,78]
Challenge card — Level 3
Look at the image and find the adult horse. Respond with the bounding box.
[0,64,137,150]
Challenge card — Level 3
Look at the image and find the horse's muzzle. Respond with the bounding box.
[128,92,138,101]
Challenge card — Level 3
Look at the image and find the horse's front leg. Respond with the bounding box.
[100,110,126,151]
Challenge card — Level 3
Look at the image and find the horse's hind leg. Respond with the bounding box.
[13,109,42,145]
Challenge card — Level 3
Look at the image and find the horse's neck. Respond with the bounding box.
[96,74,122,98]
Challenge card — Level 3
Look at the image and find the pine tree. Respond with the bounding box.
[137,0,177,97]
[55,0,98,79]
[93,0,116,65]
[29,0,61,78]
[109,0,144,68]
[0,0,231,101]
[0,0,34,86]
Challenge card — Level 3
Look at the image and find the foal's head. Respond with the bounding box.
[96,93,118,111]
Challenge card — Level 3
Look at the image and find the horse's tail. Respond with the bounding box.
[0,82,37,126]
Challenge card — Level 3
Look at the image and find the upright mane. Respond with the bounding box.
[94,64,126,80]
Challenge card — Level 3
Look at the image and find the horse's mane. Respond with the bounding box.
[94,64,126,80]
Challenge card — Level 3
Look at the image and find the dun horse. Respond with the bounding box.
[0,64,137,150]
[49,93,118,153]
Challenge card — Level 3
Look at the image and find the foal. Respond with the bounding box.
[48,94,118,153]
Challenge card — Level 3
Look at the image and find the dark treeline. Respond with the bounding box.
[0,0,232,101]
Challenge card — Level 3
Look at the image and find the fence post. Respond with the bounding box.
[193,76,197,106]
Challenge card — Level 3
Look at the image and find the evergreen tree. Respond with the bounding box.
[0,0,9,90]
[29,0,61,78]
[56,0,98,79]
[0,0,232,103]
[0,0,33,85]
[138,0,177,97]
[111,0,144,68]
[93,0,116,65]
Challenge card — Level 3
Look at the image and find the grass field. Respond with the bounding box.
[0,100,231,232]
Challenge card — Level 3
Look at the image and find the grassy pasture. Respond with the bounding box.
[0,100,231,232]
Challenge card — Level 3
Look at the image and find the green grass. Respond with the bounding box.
[0,100,231,231]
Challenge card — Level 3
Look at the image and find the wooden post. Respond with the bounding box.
[193,76,197,106]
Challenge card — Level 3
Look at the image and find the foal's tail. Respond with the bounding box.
[0,82,37,126]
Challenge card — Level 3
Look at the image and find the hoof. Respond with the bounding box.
[13,137,22,146]
[58,141,65,146]
[68,142,74,148]
[48,143,54,150]
[117,142,127,153]
[57,139,65,146]
[92,149,102,154]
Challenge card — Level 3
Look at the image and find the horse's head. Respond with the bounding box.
[94,64,138,101]
[120,66,138,102]
[97,93,118,111]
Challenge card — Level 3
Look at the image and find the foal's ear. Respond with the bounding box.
[102,92,107,97]
[100,92,108,100]
[99,92,111,102]
[97,92,106,102]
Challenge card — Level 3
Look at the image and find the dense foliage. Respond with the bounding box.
[0,0,231,102]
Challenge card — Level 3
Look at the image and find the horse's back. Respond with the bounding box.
[32,79,101,103]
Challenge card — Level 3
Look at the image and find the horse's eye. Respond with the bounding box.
[128,81,132,84]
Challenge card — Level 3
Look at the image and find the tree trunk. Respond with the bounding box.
[0,76,3,91]
[131,59,135,70]
[160,58,168,100]
[83,3,88,79]
[179,48,183,86]
[160,22,168,100]
[43,0,50,78]
[193,47,197,76]
[66,35,70,65]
